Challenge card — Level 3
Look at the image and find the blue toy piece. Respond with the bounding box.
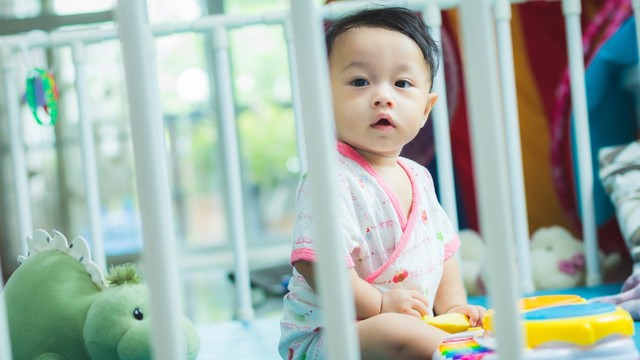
[434,295,639,359]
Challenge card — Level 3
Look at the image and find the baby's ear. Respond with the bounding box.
[422,92,439,124]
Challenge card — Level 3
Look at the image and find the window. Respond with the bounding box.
[1,0,298,322]
[53,0,112,15]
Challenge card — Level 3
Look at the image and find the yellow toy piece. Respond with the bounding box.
[519,294,586,310]
[483,302,635,348]
[423,312,471,333]
[434,295,639,360]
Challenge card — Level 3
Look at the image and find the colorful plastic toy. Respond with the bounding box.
[432,294,639,359]
[424,312,473,333]
[25,67,59,125]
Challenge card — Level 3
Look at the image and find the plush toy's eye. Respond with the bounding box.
[133,307,144,320]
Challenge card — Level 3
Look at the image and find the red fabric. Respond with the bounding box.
[321,0,629,257]
[518,2,569,125]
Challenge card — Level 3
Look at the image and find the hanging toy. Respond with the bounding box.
[25,68,59,126]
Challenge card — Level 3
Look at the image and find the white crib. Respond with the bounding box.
[1,0,639,358]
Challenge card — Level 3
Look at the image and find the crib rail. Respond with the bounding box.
[289,3,361,358]
[0,256,12,359]
[115,2,186,358]
[458,0,524,357]
[0,0,628,358]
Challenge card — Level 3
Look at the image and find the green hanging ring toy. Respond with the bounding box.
[25,68,59,126]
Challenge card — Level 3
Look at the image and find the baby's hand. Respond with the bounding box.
[445,304,487,327]
[380,288,429,318]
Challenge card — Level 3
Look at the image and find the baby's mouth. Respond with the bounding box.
[375,119,392,126]
[372,116,395,129]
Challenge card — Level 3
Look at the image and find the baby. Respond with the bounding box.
[279,6,486,359]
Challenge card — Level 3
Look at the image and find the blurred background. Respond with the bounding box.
[0,0,299,324]
[1,0,638,326]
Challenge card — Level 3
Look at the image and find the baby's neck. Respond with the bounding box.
[355,149,400,169]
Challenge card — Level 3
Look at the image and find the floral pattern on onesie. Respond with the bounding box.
[279,142,460,359]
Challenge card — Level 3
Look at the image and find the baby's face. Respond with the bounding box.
[328,26,436,159]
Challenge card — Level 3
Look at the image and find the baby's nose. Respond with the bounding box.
[372,89,395,108]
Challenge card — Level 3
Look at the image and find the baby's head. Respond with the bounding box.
[326,6,439,89]
[325,7,440,158]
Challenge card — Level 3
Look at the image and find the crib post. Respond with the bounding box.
[1,47,32,256]
[71,41,107,271]
[284,17,308,174]
[115,0,185,358]
[633,0,640,110]
[422,1,460,231]
[0,257,13,360]
[562,0,602,286]
[210,24,255,321]
[290,1,360,359]
[494,0,535,294]
[459,0,524,358]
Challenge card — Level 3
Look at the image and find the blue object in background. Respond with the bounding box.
[82,199,144,258]
[572,17,638,225]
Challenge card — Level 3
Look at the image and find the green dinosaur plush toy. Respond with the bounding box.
[3,229,201,360]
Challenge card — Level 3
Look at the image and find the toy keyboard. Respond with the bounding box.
[428,295,640,360]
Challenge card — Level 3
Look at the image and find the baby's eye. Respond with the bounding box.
[350,78,369,87]
[395,80,411,88]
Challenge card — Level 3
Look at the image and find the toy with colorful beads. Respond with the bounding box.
[429,295,639,359]
[25,67,59,126]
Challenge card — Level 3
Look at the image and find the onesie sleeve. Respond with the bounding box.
[290,172,357,268]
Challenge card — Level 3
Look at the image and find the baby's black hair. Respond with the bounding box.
[325,6,440,87]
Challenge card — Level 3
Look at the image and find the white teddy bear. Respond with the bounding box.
[529,226,585,289]
[530,226,621,290]
[459,226,621,295]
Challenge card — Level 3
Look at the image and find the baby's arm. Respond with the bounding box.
[350,269,430,319]
[433,256,486,326]
[293,260,429,319]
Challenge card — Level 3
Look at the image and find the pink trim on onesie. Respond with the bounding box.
[337,142,408,229]
[444,235,461,260]
[365,160,422,282]
[291,248,356,268]
[291,248,317,264]
[337,142,422,284]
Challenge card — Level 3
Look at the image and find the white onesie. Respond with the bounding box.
[279,142,460,359]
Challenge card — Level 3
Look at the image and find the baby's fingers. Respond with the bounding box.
[409,307,424,319]
[410,291,430,317]
[413,298,429,317]
[411,291,430,306]
[467,306,487,326]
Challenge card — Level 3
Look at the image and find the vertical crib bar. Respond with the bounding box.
[115,1,185,359]
[494,0,534,293]
[422,1,460,230]
[459,0,523,359]
[210,25,255,321]
[71,41,107,270]
[633,0,640,108]
[290,1,360,359]
[562,0,601,286]
[284,17,308,173]
[1,48,32,254]
[0,258,13,360]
